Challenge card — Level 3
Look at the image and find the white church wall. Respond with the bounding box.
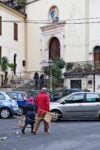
[26,0,87,72]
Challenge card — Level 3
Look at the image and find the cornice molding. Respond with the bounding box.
[41,21,66,32]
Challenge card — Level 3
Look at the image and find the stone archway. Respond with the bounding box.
[49,37,60,59]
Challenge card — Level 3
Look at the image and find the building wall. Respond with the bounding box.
[89,0,100,59]
[26,0,88,73]
[0,4,26,79]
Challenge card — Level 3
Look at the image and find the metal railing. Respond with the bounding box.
[65,60,100,72]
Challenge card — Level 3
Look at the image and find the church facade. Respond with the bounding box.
[1,0,100,91]
[25,0,100,91]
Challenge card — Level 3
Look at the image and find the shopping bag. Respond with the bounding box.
[44,112,54,124]
[18,115,25,127]
[14,115,25,128]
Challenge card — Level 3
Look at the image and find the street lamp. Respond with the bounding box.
[48,59,53,91]
[93,69,95,92]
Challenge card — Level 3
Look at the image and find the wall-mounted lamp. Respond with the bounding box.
[89,52,93,55]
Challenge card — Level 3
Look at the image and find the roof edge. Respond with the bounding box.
[0,1,26,18]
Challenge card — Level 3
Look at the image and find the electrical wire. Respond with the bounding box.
[1,19,100,24]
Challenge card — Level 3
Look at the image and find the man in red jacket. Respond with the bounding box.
[33,87,50,134]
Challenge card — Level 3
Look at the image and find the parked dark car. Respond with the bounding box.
[0,91,19,119]
[27,90,40,100]
[50,92,100,121]
[27,89,54,102]
[9,91,28,114]
[53,88,83,101]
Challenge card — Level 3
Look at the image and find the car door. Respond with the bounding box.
[81,93,100,118]
[61,93,85,119]
[17,93,24,107]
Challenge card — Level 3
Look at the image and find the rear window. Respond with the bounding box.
[86,93,100,102]
[10,92,17,98]
[6,92,16,100]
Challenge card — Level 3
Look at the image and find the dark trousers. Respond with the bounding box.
[23,122,34,132]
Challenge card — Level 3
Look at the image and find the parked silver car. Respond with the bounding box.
[50,92,100,121]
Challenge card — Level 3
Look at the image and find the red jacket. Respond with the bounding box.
[35,90,50,115]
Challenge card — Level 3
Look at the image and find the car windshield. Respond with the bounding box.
[6,92,16,100]
[56,94,72,103]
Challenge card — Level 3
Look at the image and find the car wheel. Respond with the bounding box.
[51,110,61,122]
[0,108,11,119]
[98,113,100,120]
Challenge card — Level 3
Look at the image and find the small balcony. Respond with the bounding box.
[64,61,100,77]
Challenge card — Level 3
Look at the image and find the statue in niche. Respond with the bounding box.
[50,7,59,23]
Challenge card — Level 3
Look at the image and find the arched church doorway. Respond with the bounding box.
[49,37,60,59]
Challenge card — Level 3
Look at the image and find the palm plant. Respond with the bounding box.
[16,0,26,6]
[43,57,65,90]
[8,63,17,80]
[1,56,9,87]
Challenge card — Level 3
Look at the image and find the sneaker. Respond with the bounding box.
[21,129,25,134]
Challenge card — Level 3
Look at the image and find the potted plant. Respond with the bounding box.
[84,63,93,71]
[66,62,74,70]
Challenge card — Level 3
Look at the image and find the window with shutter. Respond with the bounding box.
[14,23,18,41]
[0,16,2,35]
[0,47,2,64]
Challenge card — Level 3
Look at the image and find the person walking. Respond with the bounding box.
[33,87,50,134]
[33,72,39,88]
[21,97,37,134]
[39,74,44,89]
